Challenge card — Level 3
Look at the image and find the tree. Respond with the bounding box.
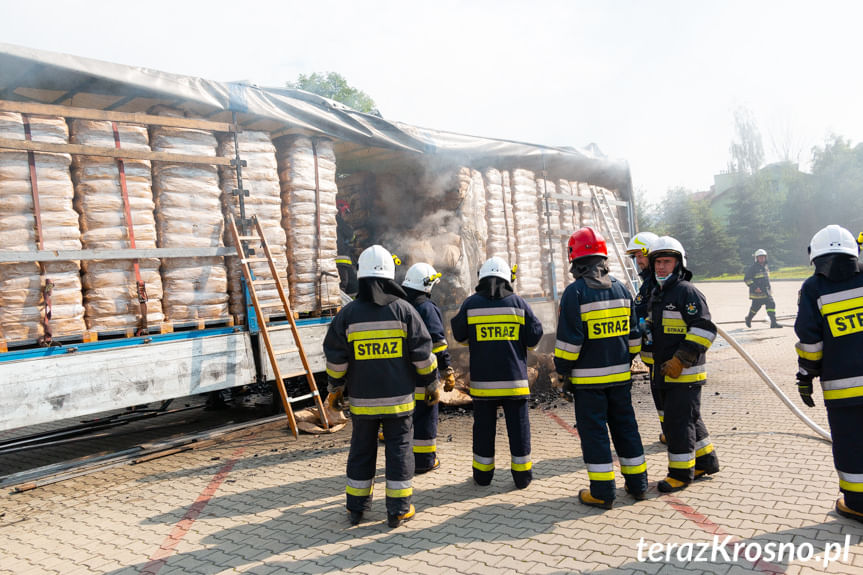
[286,72,380,116]
[695,206,739,276]
[727,106,764,176]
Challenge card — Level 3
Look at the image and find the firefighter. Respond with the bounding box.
[744,248,780,328]
[555,227,647,509]
[451,256,543,489]
[626,231,666,444]
[402,262,456,473]
[335,200,358,298]
[323,244,440,528]
[646,236,720,493]
[794,224,863,523]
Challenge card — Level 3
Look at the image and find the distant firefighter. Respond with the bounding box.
[744,249,781,328]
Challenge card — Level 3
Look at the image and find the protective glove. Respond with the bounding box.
[426,385,441,406]
[326,388,345,411]
[797,375,815,408]
[442,366,456,392]
[555,373,574,403]
[660,356,685,379]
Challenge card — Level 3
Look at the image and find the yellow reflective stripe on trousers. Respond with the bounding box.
[511,454,532,471]
[413,438,436,453]
[695,437,714,457]
[619,456,647,475]
[346,478,374,497]
[473,454,494,471]
[838,471,863,492]
[386,479,412,498]
[587,462,615,481]
[668,452,695,469]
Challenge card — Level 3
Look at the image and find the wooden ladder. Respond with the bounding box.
[227,213,330,438]
[591,187,640,295]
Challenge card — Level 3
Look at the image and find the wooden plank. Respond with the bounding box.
[0,137,233,166]
[0,246,237,263]
[0,99,236,132]
[547,193,593,202]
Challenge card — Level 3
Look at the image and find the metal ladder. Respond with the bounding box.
[590,187,639,295]
[227,212,330,438]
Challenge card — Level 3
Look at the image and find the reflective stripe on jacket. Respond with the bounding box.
[795,271,863,407]
[323,298,437,417]
[451,293,543,399]
[554,275,641,389]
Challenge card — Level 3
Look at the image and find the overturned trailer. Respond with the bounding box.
[0,43,635,433]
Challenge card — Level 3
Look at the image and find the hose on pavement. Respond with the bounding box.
[715,325,832,443]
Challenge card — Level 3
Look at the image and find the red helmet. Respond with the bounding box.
[568,227,608,262]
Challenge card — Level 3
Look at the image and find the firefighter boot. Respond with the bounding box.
[744,313,753,328]
[768,312,782,328]
[657,477,689,493]
[348,510,364,526]
[625,485,647,501]
[836,498,863,524]
[579,488,613,510]
[387,504,416,528]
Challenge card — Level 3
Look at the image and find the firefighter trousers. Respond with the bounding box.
[413,400,439,471]
[663,383,719,482]
[472,398,532,488]
[747,297,776,318]
[346,415,414,516]
[574,384,648,500]
[648,366,666,436]
[826,404,863,512]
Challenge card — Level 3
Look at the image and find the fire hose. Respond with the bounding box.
[715,325,831,443]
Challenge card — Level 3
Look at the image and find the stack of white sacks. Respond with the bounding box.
[218,131,288,320]
[70,119,164,331]
[150,118,229,322]
[276,136,341,313]
[0,112,85,341]
[509,169,544,296]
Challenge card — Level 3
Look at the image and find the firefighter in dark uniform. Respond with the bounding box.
[555,228,647,509]
[646,236,721,493]
[402,262,456,473]
[335,200,358,298]
[794,224,863,523]
[627,231,665,444]
[744,249,780,328]
[323,244,440,528]
[451,256,544,489]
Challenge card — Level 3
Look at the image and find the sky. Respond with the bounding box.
[3,0,863,202]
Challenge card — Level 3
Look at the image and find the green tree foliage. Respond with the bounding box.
[286,72,380,115]
[808,135,863,236]
[695,207,739,276]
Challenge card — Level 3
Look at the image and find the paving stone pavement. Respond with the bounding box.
[2,281,863,574]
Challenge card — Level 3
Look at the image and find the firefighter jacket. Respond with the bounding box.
[323,297,438,418]
[647,273,717,389]
[554,275,642,389]
[451,292,543,399]
[634,268,656,366]
[406,289,451,401]
[744,261,772,299]
[794,259,863,407]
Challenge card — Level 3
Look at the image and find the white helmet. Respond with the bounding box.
[478,256,511,282]
[626,231,658,255]
[753,249,767,259]
[357,244,395,279]
[402,262,441,293]
[808,225,859,263]
[648,236,687,268]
